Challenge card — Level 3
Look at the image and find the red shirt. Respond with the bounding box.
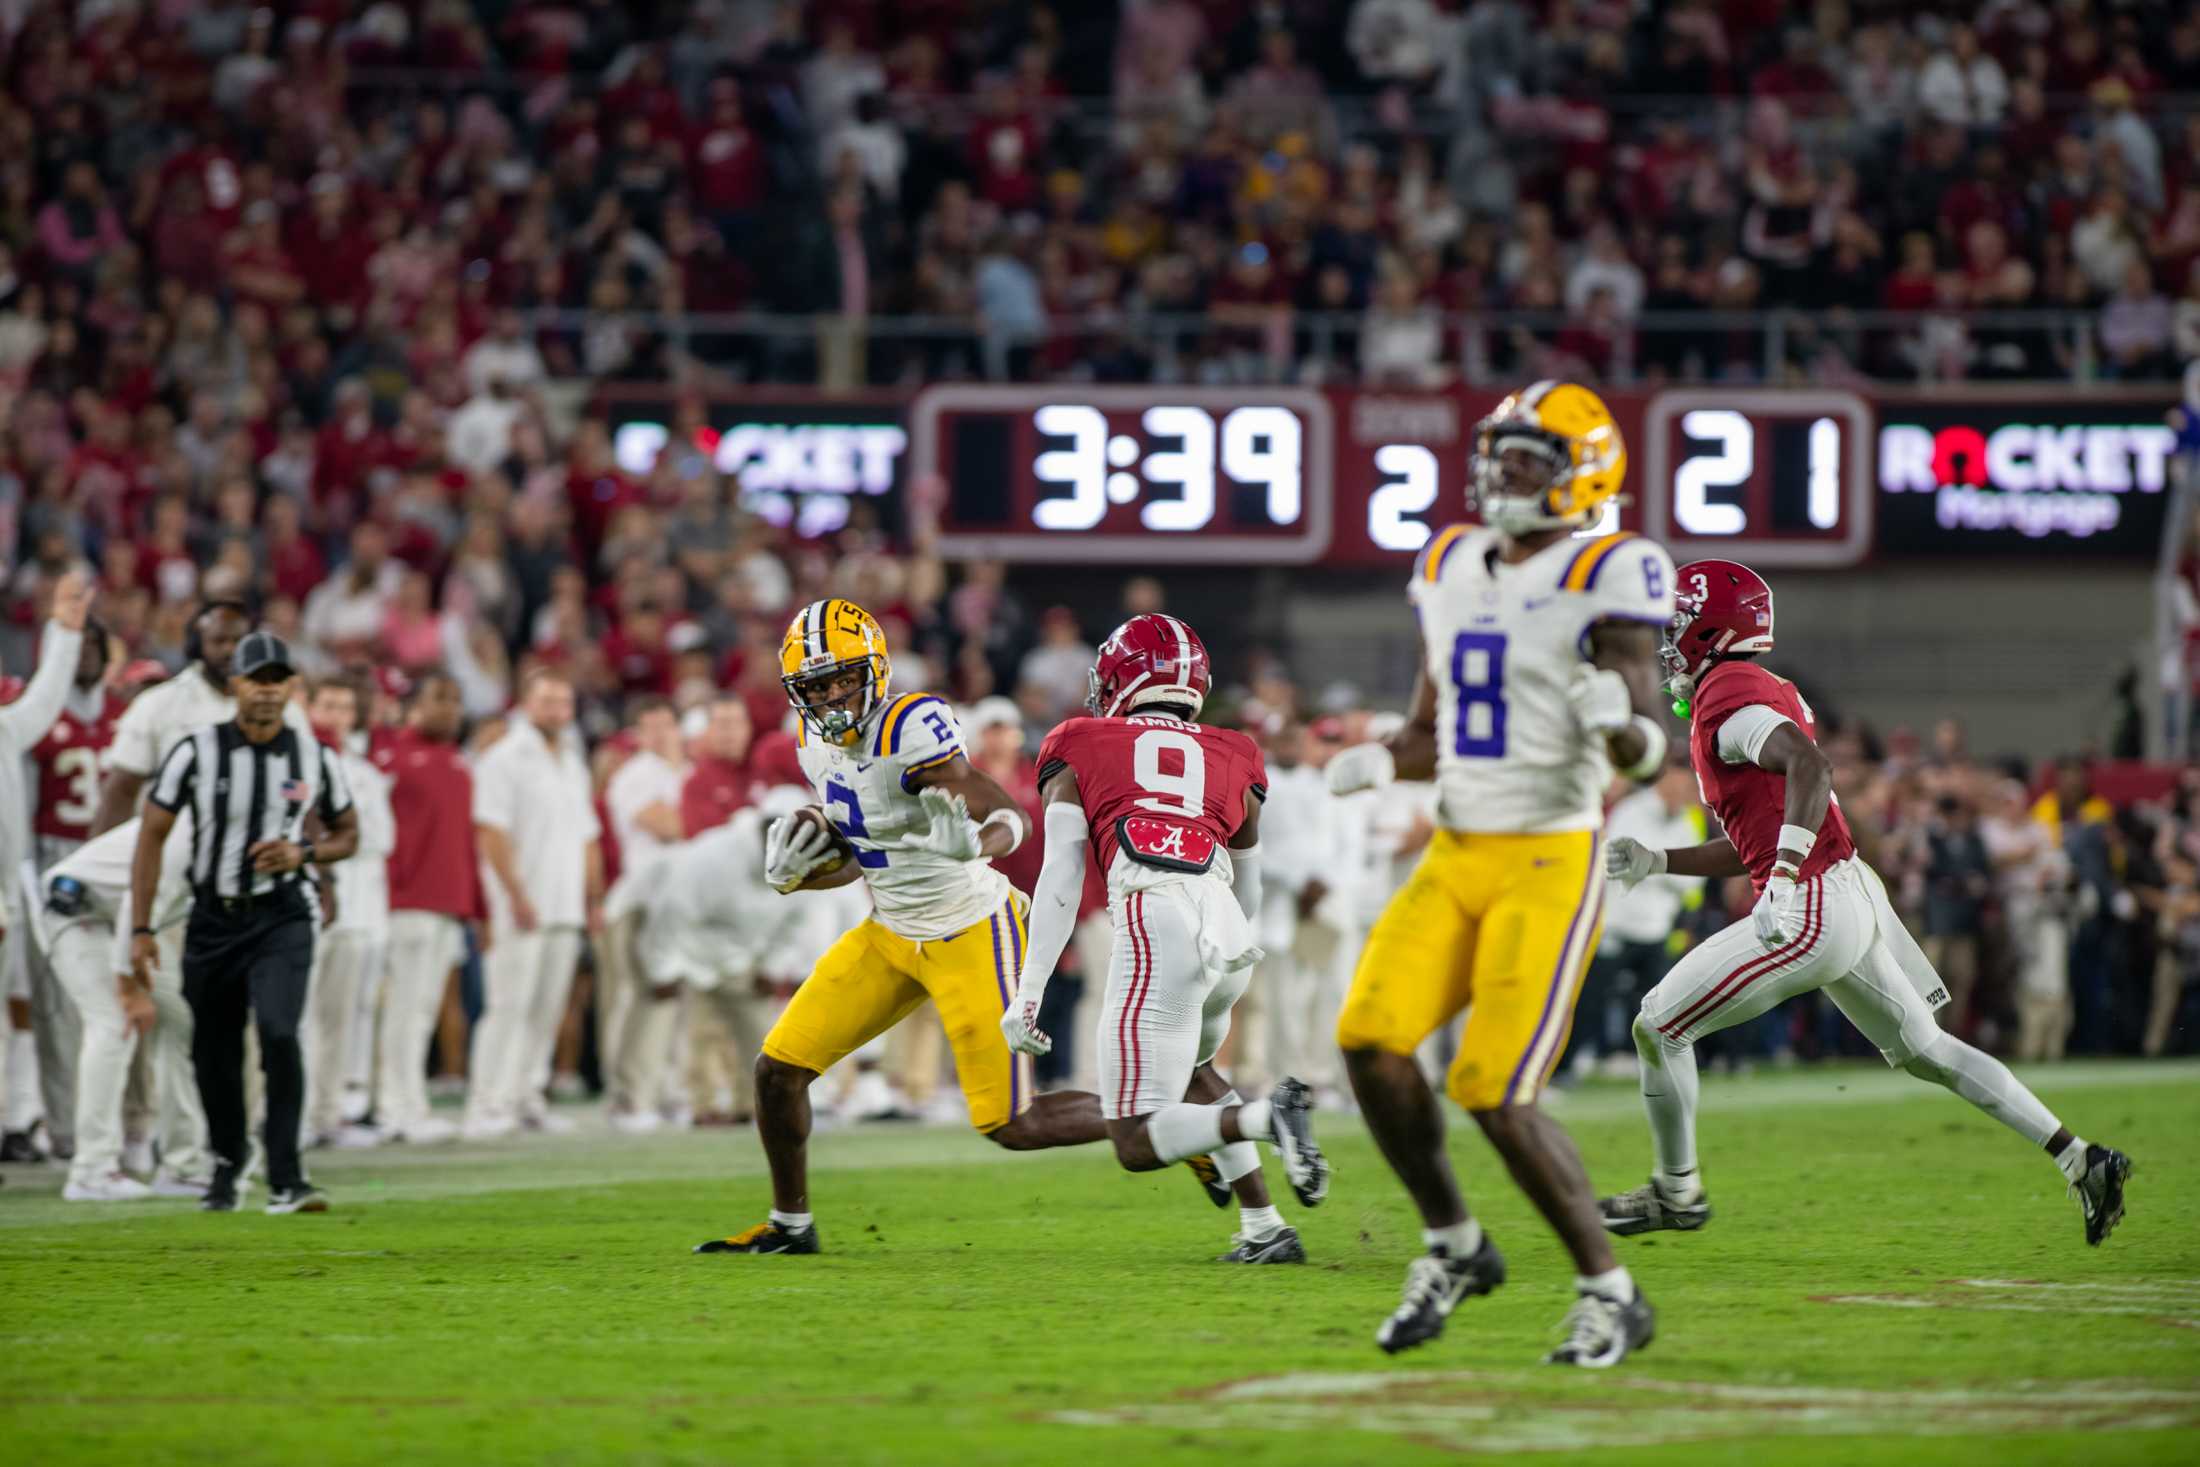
[681,755,752,834]
[374,727,482,918]
[30,691,123,842]
[1687,660,1855,894]
[1037,715,1266,879]
[984,754,1044,897]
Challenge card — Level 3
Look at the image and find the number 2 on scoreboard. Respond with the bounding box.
[1449,632,1507,758]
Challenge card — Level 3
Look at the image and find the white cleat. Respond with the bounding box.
[610,1109,663,1137]
[397,1116,460,1145]
[63,1172,156,1202]
[524,1110,578,1136]
[331,1124,385,1150]
[461,1116,517,1143]
[148,1168,211,1199]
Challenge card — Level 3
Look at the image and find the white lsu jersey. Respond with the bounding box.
[795,690,1009,942]
[1410,524,1676,834]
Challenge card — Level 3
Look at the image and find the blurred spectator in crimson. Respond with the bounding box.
[313,379,388,528]
[289,174,374,328]
[1752,25,1839,110]
[2099,258,2173,378]
[680,697,756,835]
[948,560,1028,691]
[37,162,127,286]
[690,76,767,232]
[1962,220,2042,378]
[1938,143,2028,253]
[1918,23,2007,127]
[381,569,445,675]
[137,493,199,605]
[564,418,644,551]
[968,77,1041,213]
[303,520,399,663]
[1553,284,1629,383]
[600,603,675,697]
[968,695,1042,895]
[1209,240,1294,381]
[224,201,304,314]
[1881,231,1940,311]
[1017,607,1095,724]
[263,495,326,604]
[1229,29,1331,147]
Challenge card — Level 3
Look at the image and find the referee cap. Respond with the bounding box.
[231,630,298,679]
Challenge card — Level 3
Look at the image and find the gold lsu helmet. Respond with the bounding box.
[780,598,891,744]
[1468,380,1627,537]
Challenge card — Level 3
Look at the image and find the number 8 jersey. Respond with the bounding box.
[1411,524,1675,833]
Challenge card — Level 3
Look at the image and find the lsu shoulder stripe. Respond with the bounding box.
[1417,524,1472,584]
[876,692,939,757]
[1559,530,1637,592]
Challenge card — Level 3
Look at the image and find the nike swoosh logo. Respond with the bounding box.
[1530,858,1556,867]
[1523,596,1557,610]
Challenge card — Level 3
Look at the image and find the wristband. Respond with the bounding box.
[1618,714,1667,781]
[301,842,319,867]
[1776,823,1817,860]
[979,807,1028,853]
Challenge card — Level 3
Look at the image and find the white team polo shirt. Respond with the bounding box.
[472,718,600,930]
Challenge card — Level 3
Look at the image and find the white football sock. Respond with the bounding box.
[1147,1103,1228,1164]
[1636,1020,1699,1188]
[2054,1135,2090,1183]
[1900,1032,2060,1147]
[1233,1097,1275,1143]
[1238,1204,1284,1240]
[5,1030,39,1129]
[1577,1266,1637,1303]
[769,1209,814,1232]
[1423,1218,1483,1258]
[1212,1139,1261,1184]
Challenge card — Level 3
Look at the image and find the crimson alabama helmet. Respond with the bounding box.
[1089,613,1212,719]
[1665,559,1774,702]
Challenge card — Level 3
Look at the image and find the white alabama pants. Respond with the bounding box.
[50,920,204,1182]
[466,924,581,1127]
[1639,858,1946,1065]
[307,928,383,1136]
[1097,873,1263,1121]
[378,911,464,1137]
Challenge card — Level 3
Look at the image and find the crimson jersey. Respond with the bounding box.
[1688,661,1855,894]
[30,692,125,842]
[1038,715,1266,878]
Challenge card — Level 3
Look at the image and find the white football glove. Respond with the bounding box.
[1568,666,1634,737]
[1605,835,1666,890]
[900,787,986,861]
[1751,873,1803,948]
[1326,742,1396,797]
[764,814,835,894]
[999,983,1052,1057]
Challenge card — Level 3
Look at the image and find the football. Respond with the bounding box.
[790,804,854,877]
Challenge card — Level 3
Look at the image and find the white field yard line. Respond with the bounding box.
[2,1060,2193,1228]
[1820,1277,2200,1325]
[1050,1370,2200,1450]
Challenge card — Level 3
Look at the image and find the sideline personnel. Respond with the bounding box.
[131,632,358,1214]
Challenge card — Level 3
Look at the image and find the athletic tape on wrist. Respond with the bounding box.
[980,807,1028,852]
[1777,823,1817,859]
[1619,714,1667,781]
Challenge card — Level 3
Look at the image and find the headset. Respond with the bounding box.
[183,598,250,667]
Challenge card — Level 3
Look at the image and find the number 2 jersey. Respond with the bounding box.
[1411,525,1676,833]
[796,690,1010,941]
[1037,714,1266,888]
[1686,659,1855,894]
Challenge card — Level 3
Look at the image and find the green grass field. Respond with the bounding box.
[3,1060,2196,1466]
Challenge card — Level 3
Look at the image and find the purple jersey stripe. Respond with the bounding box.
[1503,830,1602,1105]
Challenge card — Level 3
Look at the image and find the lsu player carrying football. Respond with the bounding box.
[695,599,1109,1256]
[1325,381,1674,1365]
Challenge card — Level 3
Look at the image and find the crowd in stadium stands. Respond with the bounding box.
[1,0,2199,398]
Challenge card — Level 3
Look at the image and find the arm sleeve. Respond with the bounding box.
[146,735,197,813]
[1230,844,1262,920]
[1714,704,1794,766]
[0,621,84,752]
[1015,801,1091,993]
[317,742,354,820]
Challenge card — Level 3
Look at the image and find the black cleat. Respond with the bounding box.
[1267,1078,1328,1207]
[1599,1176,1713,1236]
[2072,1144,2132,1246]
[1547,1287,1656,1368]
[1217,1226,1306,1264]
[266,1185,329,1215]
[1376,1235,1507,1354]
[200,1166,241,1213]
[1185,1153,1233,1208]
[0,1129,41,1163]
[695,1221,820,1255]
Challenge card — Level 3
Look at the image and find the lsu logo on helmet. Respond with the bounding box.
[780,598,892,743]
[1469,380,1627,536]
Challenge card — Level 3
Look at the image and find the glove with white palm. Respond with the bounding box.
[764,813,836,894]
[1751,872,1803,948]
[900,787,986,861]
[1326,742,1396,797]
[999,985,1052,1056]
[1604,835,1666,890]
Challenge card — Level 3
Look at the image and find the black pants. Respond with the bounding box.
[182,892,315,1193]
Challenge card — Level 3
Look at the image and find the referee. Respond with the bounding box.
[130,631,359,1214]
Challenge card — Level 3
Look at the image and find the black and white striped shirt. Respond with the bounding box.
[149,723,354,900]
